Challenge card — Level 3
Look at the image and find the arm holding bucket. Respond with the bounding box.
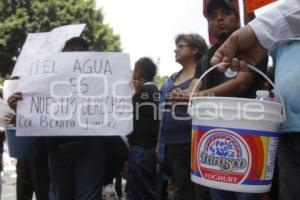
[211,0,300,71]
[210,25,267,72]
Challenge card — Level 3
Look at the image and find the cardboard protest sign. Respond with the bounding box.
[12,24,85,77]
[16,52,133,136]
[246,0,277,13]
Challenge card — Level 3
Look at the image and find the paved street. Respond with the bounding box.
[0,149,126,200]
[1,170,125,200]
[1,146,18,200]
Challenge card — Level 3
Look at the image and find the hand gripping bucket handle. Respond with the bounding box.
[188,63,286,121]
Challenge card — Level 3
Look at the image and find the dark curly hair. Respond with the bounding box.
[134,57,157,82]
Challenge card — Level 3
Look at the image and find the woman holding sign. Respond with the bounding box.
[7,38,107,200]
[46,37,107,200]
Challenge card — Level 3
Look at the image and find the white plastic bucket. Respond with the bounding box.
[188,64,285,193]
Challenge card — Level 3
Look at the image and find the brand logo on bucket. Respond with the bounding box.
[197,129,251,184]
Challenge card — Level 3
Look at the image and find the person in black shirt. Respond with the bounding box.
[127,57,159,200]
[172,0,267,101]
[47,37,107,200]
[170,1,267,200]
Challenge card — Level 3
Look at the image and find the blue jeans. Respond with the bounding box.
[48,140,106,200]
[210,188,262,200]
[127,145,157,200]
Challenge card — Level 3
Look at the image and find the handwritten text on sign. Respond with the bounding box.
[16,52,133,136]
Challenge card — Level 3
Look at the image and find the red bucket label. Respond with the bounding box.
[191,125,278,187]
[197,129,251,184]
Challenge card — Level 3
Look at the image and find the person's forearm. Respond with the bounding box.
[199,72,255,97]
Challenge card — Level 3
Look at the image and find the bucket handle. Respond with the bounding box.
[188,63,286,121]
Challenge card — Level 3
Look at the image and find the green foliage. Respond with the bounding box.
[0,75,9,86]
[0,0,121,76]
[154,74,169,89]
